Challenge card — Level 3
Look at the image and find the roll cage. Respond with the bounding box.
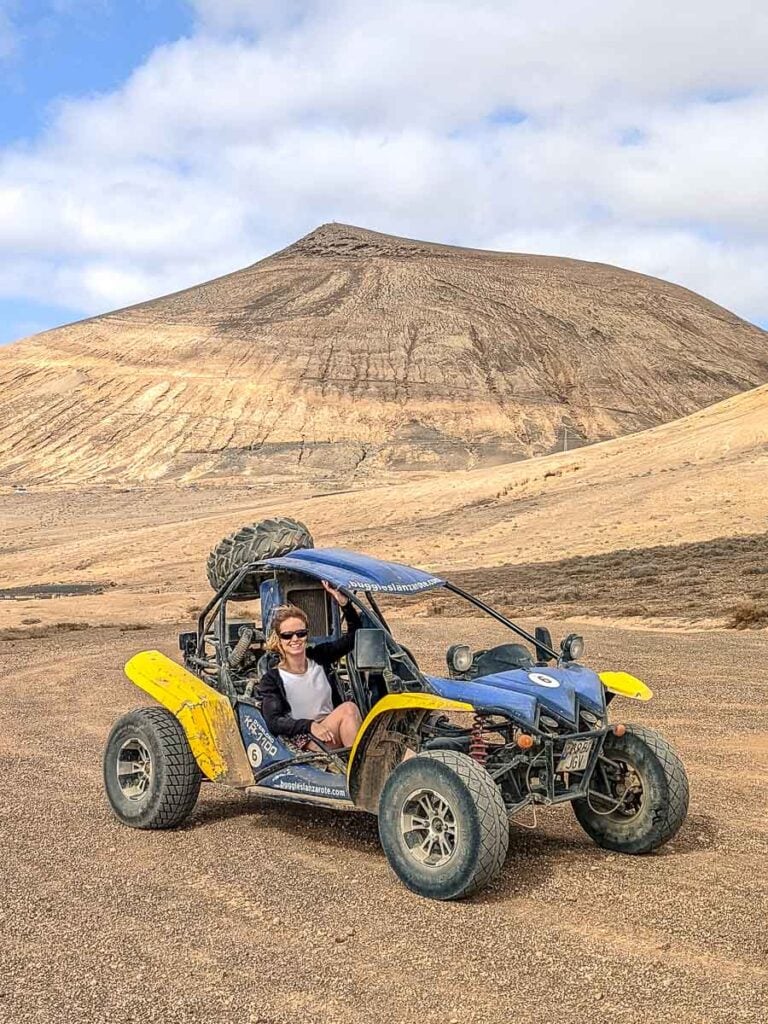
[186,560,426,712]
[187,559,560,717]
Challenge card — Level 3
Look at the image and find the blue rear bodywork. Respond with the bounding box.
[426,664,605,728]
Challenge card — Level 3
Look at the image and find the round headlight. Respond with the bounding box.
[562,633,585,661]
[447,643,473,674]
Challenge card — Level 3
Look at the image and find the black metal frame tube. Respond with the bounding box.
[443,581,560,661]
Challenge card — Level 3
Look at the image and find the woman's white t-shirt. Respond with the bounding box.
[279,659,334,722]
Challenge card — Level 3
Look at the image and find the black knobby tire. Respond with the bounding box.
[103,707,202,829]
[573,724,689,854]
[205,517,314,594]
[378,750,509,900]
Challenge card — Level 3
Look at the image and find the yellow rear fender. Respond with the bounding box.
[348,693,474,812]
[124,651,253,787]
[599,671,653,702]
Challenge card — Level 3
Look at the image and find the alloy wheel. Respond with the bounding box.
[400,788,458,866]
[116,738,153,801]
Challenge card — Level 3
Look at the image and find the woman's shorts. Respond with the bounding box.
[286,733,312,753]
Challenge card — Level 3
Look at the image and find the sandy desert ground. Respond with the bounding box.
[3,615,767,1024]
[1,387,766,1024]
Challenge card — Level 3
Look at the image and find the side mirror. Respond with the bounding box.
[178,630,196,654]
[534,626,554,664]
[354,628,390,671]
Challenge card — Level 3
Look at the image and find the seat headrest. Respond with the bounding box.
[257,652,279,679]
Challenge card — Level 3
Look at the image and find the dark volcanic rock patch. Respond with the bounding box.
[0,582,106,600]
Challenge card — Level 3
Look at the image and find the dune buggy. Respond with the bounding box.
[104,534,689,901]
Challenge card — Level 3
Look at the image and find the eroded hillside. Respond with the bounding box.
[1,223,766,485]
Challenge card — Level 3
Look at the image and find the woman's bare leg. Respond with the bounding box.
[315,701,362,748]
[338,702,363,746]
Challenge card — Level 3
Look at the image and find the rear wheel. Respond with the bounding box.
[103,707,202,829]
[378,750,509,900]
[573,724,688,853]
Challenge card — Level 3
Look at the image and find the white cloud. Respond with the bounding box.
[489,221,768,322]
[190,0,323,36]
[2,0,768,329]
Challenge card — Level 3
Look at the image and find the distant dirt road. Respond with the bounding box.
[3,619,767,1024]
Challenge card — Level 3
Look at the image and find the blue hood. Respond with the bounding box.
[426,664,605,728]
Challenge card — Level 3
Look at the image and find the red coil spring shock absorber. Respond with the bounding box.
[469,713,487,766]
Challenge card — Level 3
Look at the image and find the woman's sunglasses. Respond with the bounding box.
[278,628,309,641]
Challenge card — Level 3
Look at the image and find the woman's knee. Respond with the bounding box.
[341,701,361,720]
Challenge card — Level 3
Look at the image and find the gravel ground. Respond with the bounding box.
[2,619,767,1024]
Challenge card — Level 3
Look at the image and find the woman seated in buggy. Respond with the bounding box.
[257,580,363,750]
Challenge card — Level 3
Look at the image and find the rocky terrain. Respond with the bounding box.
[1,223,766,485]
[3,619,766,1024]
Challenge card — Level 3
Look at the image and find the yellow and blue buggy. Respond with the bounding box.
[103,542,689,901]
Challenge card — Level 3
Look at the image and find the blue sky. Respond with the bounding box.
[0,2,193,147]
[1,0,767,346]
[1,1,194,341]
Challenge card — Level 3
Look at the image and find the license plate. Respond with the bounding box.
[556,738,594,773]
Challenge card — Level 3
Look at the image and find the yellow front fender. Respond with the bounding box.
[599,671,653,702]
[347,693,474,811]
[124,651,253,787]
[347,693,474,775]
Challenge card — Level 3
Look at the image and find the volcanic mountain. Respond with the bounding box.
[1,222,766,485]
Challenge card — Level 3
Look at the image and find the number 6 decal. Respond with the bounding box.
[528,672,561,688]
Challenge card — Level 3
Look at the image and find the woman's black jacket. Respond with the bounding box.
[257,603,361,738]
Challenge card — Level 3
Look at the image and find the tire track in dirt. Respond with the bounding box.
[2,621,767,1023]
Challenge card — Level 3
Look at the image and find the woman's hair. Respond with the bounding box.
[265,604,310,656]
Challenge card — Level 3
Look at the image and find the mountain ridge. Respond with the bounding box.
[1,222,766,485]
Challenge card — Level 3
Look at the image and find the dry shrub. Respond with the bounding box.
[727,602,768,630]
[0,622,89,641]
[625,565,658,579]
[496,478,529,498]
[425,601,445,617]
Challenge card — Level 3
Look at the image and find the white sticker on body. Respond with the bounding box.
[247,743,263,768]
[528,672,561,688]
[244,714,279,757]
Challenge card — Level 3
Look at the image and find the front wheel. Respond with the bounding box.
[103,707,202,829]
[378,750,509,900]
[573,724,688,854]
